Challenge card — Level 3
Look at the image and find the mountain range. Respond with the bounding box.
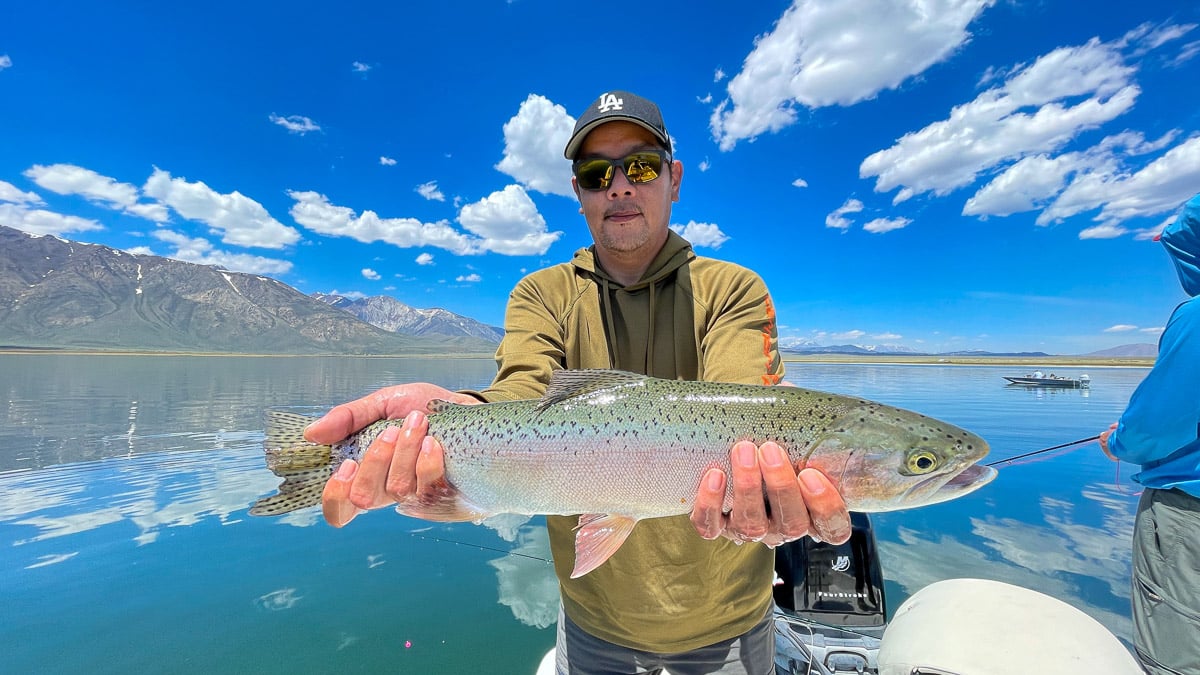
[313,293,504,343]
[0,225,1158,358]
[0,226,497,355]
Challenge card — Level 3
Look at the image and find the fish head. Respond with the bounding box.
[801,400,996,512]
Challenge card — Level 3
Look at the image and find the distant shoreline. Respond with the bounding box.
[0,347,1154,367]
[781,354,1154,368]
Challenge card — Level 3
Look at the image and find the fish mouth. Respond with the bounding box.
[905,463,998,507]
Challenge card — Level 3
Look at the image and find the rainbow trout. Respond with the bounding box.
[252,369,995,577]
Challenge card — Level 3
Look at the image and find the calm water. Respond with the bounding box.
[1,355,1149,673]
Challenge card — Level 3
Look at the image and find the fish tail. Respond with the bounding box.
[249,411,334,516]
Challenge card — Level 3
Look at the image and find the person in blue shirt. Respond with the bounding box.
[1100,191,1200,675]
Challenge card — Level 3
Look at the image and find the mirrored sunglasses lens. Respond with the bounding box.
[623,153,662,184]
[576,160,615,190]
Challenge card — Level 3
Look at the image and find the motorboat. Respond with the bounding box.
[1003,373,1090,388]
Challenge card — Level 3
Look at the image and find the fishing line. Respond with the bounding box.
[984,435,1100,467]
[409,532,553,564]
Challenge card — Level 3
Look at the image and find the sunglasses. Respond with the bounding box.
[573,149,671,191]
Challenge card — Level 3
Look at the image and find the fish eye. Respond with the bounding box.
[906,450,939,474]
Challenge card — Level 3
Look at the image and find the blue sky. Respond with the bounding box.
[2,1,1198,355]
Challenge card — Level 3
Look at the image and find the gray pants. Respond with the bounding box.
[554,605,775,675]
[1132,488,1200,675]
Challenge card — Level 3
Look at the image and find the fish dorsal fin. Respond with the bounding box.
[536,369,648,411]
[427,399,466,414]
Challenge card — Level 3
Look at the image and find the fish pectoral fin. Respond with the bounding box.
[570,513,638,578]
[394,479,491,523]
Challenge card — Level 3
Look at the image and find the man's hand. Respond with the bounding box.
[690,441,852,546]
[307,383,481,527]
[1098,422,1119,462]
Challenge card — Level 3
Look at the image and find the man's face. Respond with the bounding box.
[572,121,682,258]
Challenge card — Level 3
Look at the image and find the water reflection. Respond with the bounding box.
[489,524,559,629]
[878,481,1136,640]
[3,442,278,557]
[0,356,1149,672]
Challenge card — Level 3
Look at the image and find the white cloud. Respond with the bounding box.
[415,252,434,266]
[456,274,482,283]
[1044,135,1200,233]
[0,203,104,236]
[456,184,562,256]
[361,268,381,280]
[863,24,1199,238]
[1103,324,1137,333]
[711,0,994,150]
[670,221,730,249]
[149,230,293,275]
[269,113,321,135]
[1140,326,1164,335]
[143,169,299,249]
[1171,40,1200,67]
[380,156,397,166]
[714,68,726,83]
[817,329,867,342]
[964,131,1179,219]
[0,55,10,70]
[863,216,911,234]
[288,190,480,254]
[416,181,445,202]
[352,61,371,73]
[495,94,575,198]
[861,35,1140,205]
[825,198,863,230]
[697,158,711,172]
[0,180,43,205]
[24,163,169,222]
[792,178,808,188]
[1078,223,1128,240]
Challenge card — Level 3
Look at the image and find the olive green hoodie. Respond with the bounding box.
[474,230,784,652]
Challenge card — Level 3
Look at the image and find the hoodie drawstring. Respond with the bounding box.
[600,277,619,370]
[645,281,657,374]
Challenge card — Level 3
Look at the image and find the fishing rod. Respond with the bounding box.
[985,434,1101,467]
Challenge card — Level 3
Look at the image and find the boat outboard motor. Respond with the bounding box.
[773,512,885,674]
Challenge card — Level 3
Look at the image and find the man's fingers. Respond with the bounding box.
[349,424,401,510]
[385,411,428,500]
[728,441,769,540]
[322,460,361,527]
[414,435,447,494]
[797,468,851,544]
[690,468,728,540]
[758,442,813,540]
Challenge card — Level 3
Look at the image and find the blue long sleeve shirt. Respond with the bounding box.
[1109,192,1200,498]
[1109,297,1200,497]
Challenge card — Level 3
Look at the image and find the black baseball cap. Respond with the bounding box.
[564,90,671,160]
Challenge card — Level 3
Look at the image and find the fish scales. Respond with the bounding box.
[252,369,995,577]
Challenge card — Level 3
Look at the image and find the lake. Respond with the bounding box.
[0,354,1148,673]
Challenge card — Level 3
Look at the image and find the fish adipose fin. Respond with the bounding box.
[537,369,648,411]
[395,479,492,523]
[250,411,332,516]
[571,513,638,578]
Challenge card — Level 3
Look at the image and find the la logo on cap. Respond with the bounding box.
[598,93,624,113]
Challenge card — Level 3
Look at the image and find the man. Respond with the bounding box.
[311,90,851,674]
[1100,192,1200,675]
